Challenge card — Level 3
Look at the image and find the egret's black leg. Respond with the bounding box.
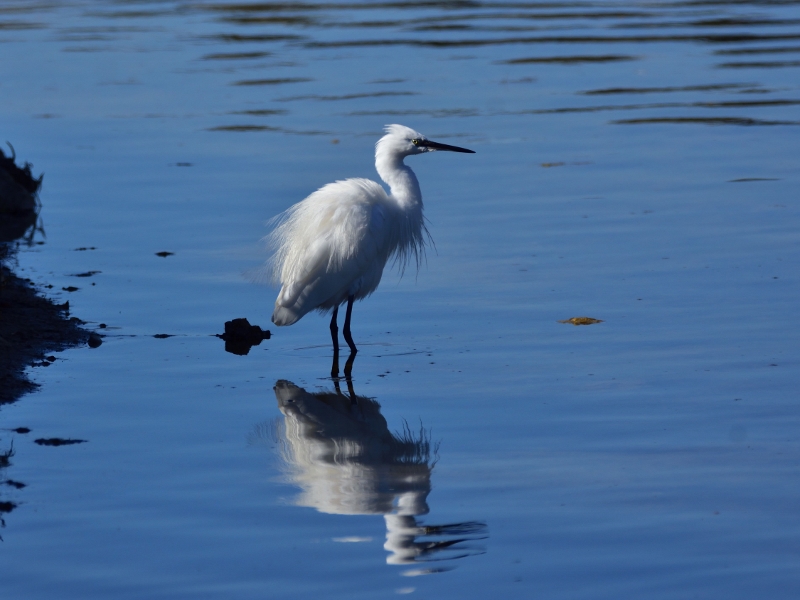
[343,295,357,355]
[342,297,357,378]
[342,355,359,414]
[344,350,357,379]
[330,306,340,379]
[330,306,340,352]
[345,370,356,400]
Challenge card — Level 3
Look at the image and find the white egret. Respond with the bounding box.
[267,124,474,359]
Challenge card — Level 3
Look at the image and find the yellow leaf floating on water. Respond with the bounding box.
[558,317,604,326]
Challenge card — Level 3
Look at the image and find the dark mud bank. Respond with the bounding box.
[1,146,91,404]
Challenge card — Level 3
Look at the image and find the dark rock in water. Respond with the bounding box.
[155,251,174,257]
[34,438,87,446]
[153,333,173,339]
[218,318,271,355]
[87,332,103,348]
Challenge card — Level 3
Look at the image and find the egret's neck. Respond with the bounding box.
[375,150,422,209]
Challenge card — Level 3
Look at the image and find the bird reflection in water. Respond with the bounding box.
[262,376,487,573]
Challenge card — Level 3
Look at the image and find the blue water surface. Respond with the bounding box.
[1,1,799,598]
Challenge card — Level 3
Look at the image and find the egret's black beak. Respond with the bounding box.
[420,139,475,153]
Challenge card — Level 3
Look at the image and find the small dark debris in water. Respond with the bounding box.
[62,286,79,292]
[558,317,604,326]
[99,323,107,328]
[34,438,87,446]
[217,318,271,356]
[10,428,30,434]
[71,271,101,277]
[174,162,192,167]
[541,162,565,168]
[87,332,103,348]
[0,501,17,514]
[45,355,56,362]
[73,247,97,251]
[155,251,174,257]
[729,178,779,182]
[153,334,173,339]
[3,480,25,489]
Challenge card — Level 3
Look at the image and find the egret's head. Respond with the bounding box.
[376,124,475,159]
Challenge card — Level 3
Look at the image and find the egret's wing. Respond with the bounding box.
[272,179,391,326]
[276,236,338,308]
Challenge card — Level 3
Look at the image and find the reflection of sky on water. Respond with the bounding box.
[260,379,486,573]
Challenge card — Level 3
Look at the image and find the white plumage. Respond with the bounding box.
[267,124,474,355]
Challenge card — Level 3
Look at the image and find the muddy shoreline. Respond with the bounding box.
[0,252,91,404]
[1,146,91,405]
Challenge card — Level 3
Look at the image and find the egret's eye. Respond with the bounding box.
[411,139,420,146]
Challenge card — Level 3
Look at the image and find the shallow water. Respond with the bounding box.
[2,1,800,597]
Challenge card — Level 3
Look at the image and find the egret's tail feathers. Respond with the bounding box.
[272,306,301,327]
